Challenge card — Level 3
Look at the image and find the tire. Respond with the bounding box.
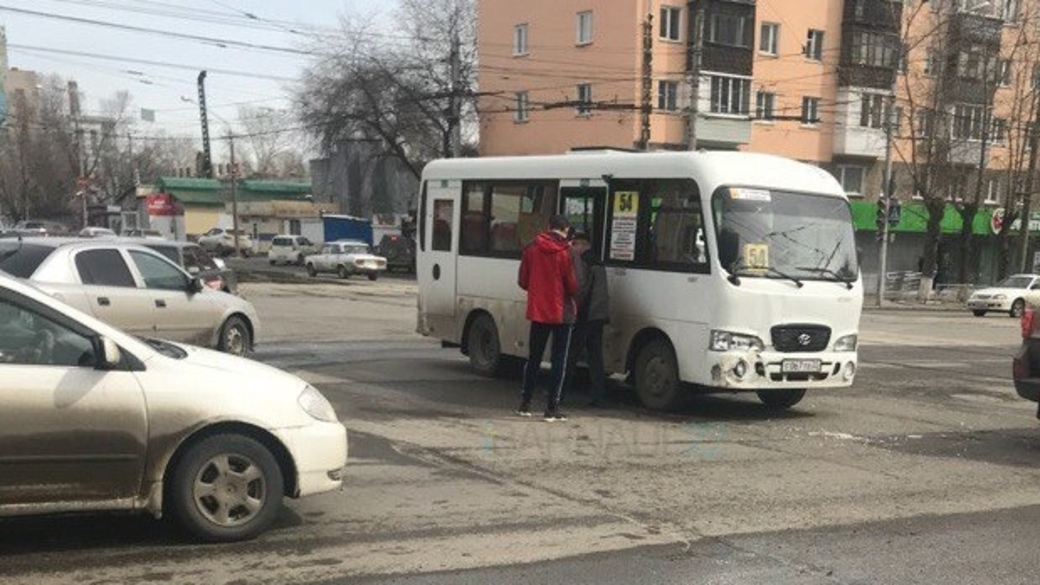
[306,264,317,277]
[367,273,378,281]
[1011,298,1025,318]
[756,388,807,410]
[168,434,283,542]
[337,265,349,279]
[268,259,276,265]
[217,316,251,356]
[467,313,503,377]
[634,338,682,410]
[972,309,986,317]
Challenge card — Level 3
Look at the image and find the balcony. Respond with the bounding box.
[696,114,751,149]
[832,89,888,158]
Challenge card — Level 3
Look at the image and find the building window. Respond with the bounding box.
[805,29,824,61]
[759,22,779,55]
[996,59,1012,85]
[755,91,775,121]
[833,165,865,196]
[850,31,897,68]
[515,92,529,122]
[576,11,593,45]
[708,12,752,48]
[802,96,820,124]
[709,75,751,115]
[952,104,986,140]
[990,117,1007,142]
[957,50,987,81]
[916,110,934,137]
[658,80,680,112]
[860,93,891,129]
[924,50,942,76]
[576,83,592,115]
[986,177,1001,203]
[513,23,528,56]
[1003,0,1020,22]
[1032,64,1040,88]
[660,6,682,41]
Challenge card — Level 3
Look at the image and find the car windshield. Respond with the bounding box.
[713,187,858,283]
[345,245,369,255]
[996,276,1034,288]
[0,243,54,278]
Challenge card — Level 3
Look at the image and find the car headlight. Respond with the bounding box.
[993,294,1007,300]
[710,330,764,352]
[298,385,339,422]
[833,334,858,352]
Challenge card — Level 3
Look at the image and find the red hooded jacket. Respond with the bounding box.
[518,231,580,324]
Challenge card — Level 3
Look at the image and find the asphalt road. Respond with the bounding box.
[2,281,1039,585]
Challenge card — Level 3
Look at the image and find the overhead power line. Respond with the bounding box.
[0,4,313,56]
[7,44,299,81]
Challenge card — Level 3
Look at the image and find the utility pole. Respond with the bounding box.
[448,30,462,158]
[685,1,705,150]
[228,129,241,258]
[197,70,213,178]
[639,10,653,150]
[877,94,895,307]
[69,80,87,228]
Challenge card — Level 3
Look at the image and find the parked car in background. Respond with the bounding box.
[375,234,416,273]
[79,226,117,238]
[0,238,259,356]
[198,227,253,257]
[138,239,238,295]
[13,220,69,237]
[268,234,320,266]
[1013,305,1040,417]
[122,228,166,240]
[305,240,387,280]
[0,271,347,542]
[966,274,1040,318]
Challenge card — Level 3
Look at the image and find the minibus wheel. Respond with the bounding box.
[467,313,502,377]
[756,388,806,409]
[635,339,681,410]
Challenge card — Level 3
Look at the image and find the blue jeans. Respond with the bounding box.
[520,322,573,413]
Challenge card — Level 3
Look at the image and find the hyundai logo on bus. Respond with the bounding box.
[798,333,813,346]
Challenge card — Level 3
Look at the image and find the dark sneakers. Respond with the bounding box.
[543,411,568,422]
[515,404,533,417]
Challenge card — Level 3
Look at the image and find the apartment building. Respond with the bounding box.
[477,0,1040,284]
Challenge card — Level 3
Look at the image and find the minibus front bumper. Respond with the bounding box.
[709,350,858,390]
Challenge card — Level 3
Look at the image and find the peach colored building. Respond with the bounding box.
[478,1,1040,206]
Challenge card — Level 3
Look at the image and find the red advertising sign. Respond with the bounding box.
[147,193,176,217]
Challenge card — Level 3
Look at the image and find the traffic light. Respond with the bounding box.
[876,197,888,241]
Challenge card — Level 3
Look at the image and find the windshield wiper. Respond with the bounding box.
[728,261,803,288]
[796,266,854,290]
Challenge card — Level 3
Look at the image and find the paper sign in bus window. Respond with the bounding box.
[743,243,769,270]
[610,191,639,261]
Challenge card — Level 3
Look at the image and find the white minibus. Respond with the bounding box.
[416,150,862,410]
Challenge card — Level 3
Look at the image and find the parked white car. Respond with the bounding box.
[305,240,387,280]
[967,274,1040,317]
[198,227,253,257]
[78,226,117,238]
[268,234,320,266]
[0,238,260,355]
[0,270,347,542]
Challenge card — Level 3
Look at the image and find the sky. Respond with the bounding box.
[0,0,391,143]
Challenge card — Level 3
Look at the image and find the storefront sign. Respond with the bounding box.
[147,193,176,216]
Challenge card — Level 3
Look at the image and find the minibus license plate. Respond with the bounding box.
[782,359,821,373]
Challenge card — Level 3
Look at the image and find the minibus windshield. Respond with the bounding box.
[712,187,858,284]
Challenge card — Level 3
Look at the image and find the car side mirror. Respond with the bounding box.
[96,336,122,370]
[188,276,204,294]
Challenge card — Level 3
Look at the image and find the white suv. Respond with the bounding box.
[198,227,253,257]
[268,235,320,266]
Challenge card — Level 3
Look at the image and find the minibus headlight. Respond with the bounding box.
[833,334,858,352]
[710,330,764,352]
[993,294,1007,300]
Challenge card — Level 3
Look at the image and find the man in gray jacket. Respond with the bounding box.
[567,230,610,406]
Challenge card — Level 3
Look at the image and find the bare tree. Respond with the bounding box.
[236,106,303,178]
[295,0,477,177]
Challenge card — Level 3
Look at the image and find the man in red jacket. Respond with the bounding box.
[517,214,580,421]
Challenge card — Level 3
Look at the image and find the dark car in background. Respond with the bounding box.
[376,234,416,273]
[136,239,239,295]
[1013,305,1040,418]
